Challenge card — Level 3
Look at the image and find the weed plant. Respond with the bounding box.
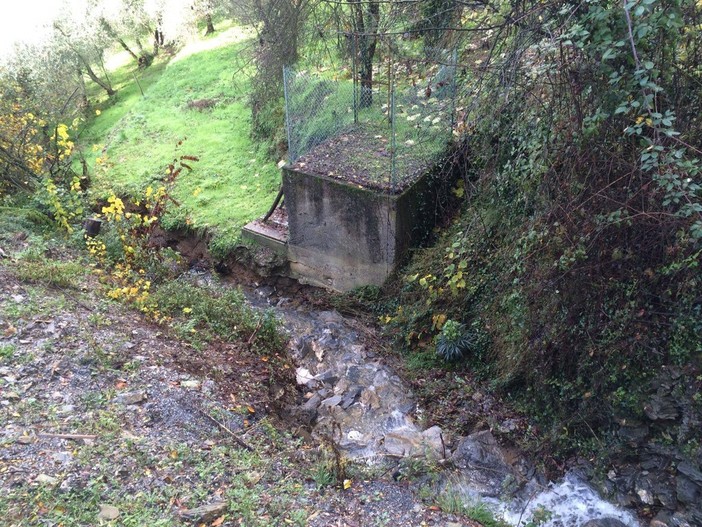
[151,280,282,352]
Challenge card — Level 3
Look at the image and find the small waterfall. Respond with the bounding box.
[498,472,639,527]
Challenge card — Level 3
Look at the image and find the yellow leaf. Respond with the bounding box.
[343,479,352,490]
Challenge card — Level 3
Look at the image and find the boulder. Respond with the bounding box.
[582,519,628,527]
[449,430,518,497]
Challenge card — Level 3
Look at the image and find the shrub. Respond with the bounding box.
[435,319,474,361]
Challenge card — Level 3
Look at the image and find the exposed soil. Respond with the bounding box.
[0,233,483,526]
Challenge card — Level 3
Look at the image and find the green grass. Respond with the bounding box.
[434,487,510,527]
[0,433,308,527]
[77,26,280,255]
[150,279,283,352]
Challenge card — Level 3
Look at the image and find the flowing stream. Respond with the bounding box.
[230,278,641,527]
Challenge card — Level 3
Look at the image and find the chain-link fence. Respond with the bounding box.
[283,46,457,193]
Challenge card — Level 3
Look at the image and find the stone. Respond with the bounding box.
[115,391,146,405]
[397,401,415,414]
[421,426,446,458]
[302,393,322,410]
[649,519,669,527]
[382,426,445,458]
[496,418,519,434]
[636,485,655,505]
[340,430,368,450]
[295,367,315,385]
[644,393,679,421]
[180,500,228,523]
[287,405,317,427]
[52,451,74,465]
[320,395,342,408]
[676,473,700,505]
[314,370,338,387]
[360,388,381,410]
[35,474,58,485]
[383,428,423,457]
[340,386,362,410]
[449,430,518,497]
[334,378,350,395]
[58,404,75,415]
[313,340,325,362]
[97,504,120,521]
[582,519,628,527]
[618,422,649,444]
[295,337,314,359]
[678,461,702,484]
[345,365,362,383]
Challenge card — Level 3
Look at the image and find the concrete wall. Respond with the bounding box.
[282,167,437,291]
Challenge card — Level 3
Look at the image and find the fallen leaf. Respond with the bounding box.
[212,516,225,526]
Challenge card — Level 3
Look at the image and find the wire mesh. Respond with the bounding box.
[283,45,456,193]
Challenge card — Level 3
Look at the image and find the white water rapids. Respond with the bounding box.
[493,472,640,527]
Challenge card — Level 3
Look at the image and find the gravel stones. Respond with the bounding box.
[115,390,147,405]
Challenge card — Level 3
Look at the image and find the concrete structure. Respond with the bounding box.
[281,166,438,291]
[241,166,441,292]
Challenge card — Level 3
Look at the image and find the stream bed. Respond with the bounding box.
[237,281,641,527]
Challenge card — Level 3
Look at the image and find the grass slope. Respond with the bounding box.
[77,27,280,255]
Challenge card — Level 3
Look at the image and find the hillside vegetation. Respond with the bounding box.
[76,27,280,254]
[371,6,702,518]
[1,0,701,522]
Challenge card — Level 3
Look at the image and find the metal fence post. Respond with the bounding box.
[282,66,294,163]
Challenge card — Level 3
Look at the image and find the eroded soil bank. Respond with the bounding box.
[0,233,492,526]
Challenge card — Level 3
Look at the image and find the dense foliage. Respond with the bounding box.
[386,0,701,461]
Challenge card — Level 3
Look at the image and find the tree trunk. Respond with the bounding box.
[100,18,141,64]
[154,23,165,56]
[349,0,379,108]
[76,68,89,109]
[205,14,215,35]
[117,37,140,62]
[83,62,116,97]
[54,22,115,97]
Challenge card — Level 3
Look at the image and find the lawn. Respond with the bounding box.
[76,26,280,255]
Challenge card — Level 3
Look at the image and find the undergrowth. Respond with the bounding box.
[82,153,285,354]
[382,1,702,465]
